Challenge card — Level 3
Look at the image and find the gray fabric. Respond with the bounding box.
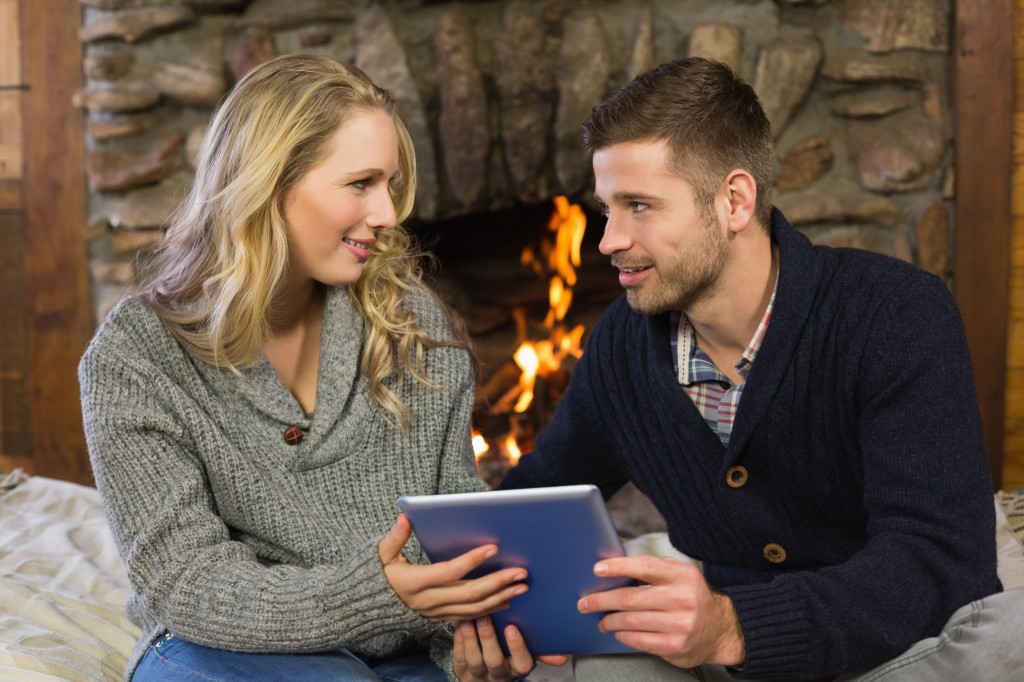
[79,285,485,681]
[572,589,1024,681]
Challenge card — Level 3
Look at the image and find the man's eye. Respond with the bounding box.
[597,203,610,217]
[631,202,649,213]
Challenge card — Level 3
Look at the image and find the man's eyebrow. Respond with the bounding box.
[595,191,659,204]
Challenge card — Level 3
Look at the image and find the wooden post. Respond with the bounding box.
[18,0,94,484]
[0,0,31,467]
[954,0,1014,491]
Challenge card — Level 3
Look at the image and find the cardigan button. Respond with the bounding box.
[726,465,748,488]
[763,543,787,564]
[283,425,304,445]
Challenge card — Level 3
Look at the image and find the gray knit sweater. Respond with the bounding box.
[78,285,485,680]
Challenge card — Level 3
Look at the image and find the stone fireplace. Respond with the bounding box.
[77,0,956,533]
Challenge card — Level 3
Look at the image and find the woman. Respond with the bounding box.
[79,53,530,682]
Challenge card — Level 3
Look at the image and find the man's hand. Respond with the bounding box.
[378,514,529,622]
[577,555,745,668]
[453,617,569,682]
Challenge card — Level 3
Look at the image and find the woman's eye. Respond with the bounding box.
[351,179,369,190]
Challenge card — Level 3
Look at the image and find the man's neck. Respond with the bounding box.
[687,241,778,372]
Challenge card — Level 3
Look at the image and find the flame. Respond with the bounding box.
[503,433,522,465]
[548,196,586,285]
[512,343,539,413]
[512,196,587,414]
[475,196,587,472]
[472,429,490,460]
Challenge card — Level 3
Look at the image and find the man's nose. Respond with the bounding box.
[598,212,630,255]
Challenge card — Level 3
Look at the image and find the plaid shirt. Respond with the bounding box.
[669,280,777,446]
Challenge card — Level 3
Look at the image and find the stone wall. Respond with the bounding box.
[79,0,955,323]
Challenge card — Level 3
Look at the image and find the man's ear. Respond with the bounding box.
[720,169,757,234]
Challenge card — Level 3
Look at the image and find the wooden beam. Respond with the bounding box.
[20,0,94,484]
[0,0,22,183]
[0,0,28,460]
[0,453,35,476]
[954,0,1014,491]
[0,213,30,457]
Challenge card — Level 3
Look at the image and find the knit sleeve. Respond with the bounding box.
[78,309,437,656]
[721,270,999,679]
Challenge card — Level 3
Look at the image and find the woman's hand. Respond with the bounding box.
[453,617,569,682]
[378,514,529,622]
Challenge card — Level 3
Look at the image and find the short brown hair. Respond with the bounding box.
[583,57,774,229]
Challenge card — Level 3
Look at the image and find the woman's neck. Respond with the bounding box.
[269,279,326,332]
[265,281,326,415]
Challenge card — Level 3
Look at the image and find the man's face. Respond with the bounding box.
[593,139,728,315]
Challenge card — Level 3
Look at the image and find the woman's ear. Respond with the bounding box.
[720,169,758,234]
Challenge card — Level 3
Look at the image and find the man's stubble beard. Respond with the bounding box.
[624,211,728,316]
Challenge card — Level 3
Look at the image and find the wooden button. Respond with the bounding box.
[763,543,787,564]
[283,425,304,445]
[726,465,748,488]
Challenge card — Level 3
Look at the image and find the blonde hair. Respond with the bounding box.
[144,53,458,429]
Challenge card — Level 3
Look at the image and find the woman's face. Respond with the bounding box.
[282,107,400,287]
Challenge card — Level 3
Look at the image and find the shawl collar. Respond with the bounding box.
[723,209,821,466]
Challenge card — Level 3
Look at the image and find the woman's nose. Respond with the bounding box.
[367,187,398,231]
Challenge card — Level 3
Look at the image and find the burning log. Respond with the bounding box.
[476,359,524,412]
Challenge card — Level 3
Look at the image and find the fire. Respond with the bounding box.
[503,434,522,465]
[472,429,490,460]
[475,196,587,484]
[548,195,586,288]
[511,196,587,414]
[512,343,539,413]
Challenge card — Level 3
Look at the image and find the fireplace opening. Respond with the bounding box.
[412,198,668,537]
[413,197,614,479]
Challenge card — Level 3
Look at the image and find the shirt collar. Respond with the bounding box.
[677,275,779,385]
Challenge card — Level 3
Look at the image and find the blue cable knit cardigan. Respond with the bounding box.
[501,209,1000,679]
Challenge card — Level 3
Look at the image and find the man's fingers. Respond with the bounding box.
[579,556,701,614]
[578,583,659,615]
[594,555,698,584]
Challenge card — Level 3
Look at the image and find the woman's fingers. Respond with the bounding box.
[377,514,413,565]
[453,620,545,682]
[382,526,531,622]
[502,625,537,678]
[418,578,524,621]
[458,620,488,679]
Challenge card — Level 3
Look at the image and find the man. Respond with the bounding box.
[453,57,1021,681]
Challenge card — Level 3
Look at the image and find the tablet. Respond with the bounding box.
[397,484,637,655]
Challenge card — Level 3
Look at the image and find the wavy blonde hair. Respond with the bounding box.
[144,53,460,429]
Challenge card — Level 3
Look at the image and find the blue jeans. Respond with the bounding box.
[132,632,448,682]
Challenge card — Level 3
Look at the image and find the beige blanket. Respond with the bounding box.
[0,475,139,681]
